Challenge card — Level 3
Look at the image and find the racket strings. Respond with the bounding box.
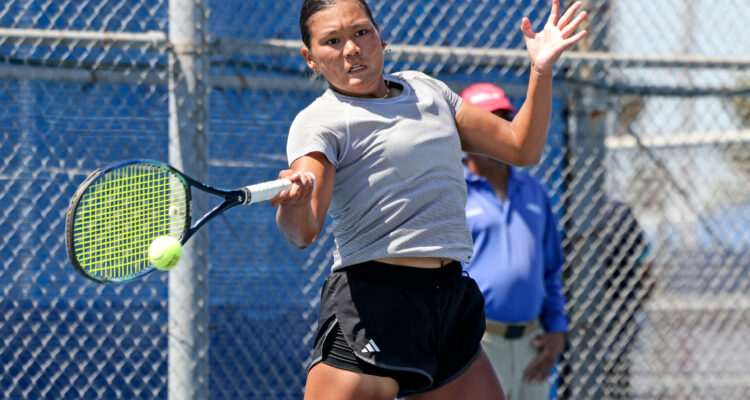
[72,164,188,280]
[76,168,167,275]
[78,168,185,277]
[73,182,187,245]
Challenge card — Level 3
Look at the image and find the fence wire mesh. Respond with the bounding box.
[1,0,749,399]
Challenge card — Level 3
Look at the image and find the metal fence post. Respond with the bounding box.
[559,2,612,397]
[168,0,209,398]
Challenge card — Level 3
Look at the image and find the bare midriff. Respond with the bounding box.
[374,257,454,269]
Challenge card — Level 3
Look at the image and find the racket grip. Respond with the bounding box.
[243,179,292,204]
[242,173,317,204]
[243,172,317,204]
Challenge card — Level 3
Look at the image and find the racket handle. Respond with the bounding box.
[243,179,292,204]
[242,173,316,204]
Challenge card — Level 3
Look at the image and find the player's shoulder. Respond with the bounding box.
[391,70,441,86]
[391,70,458,105]
[291,92,343,127]
[392,70,430,80]
[289,103,319,133]
[295,90,337,114]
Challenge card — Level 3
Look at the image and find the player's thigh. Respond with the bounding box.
[404,350,506,400]
[304,362,400,400]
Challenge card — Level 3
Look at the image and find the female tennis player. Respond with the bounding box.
[272,0,587,399]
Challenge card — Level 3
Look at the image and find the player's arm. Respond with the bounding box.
[456,0,586,166]
[273,152,334,248]
[455,71,553,166]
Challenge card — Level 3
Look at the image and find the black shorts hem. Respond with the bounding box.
[310,318,434,396]
[351,354,434,395]
[306,316,337,373]
[317,357,434,395]
[397,345,482,397]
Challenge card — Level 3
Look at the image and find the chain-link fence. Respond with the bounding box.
[1,0,749,399]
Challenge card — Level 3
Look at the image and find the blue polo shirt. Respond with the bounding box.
[462,165,567,333]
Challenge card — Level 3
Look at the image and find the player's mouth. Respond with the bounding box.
[349,65,366,74]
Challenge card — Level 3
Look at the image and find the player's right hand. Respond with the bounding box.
[270,170,316,208]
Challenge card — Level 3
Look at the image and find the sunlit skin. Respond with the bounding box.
[301,0,389,98]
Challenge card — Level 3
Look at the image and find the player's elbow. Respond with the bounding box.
[501,148,541,167]
[276,205,322,248]
[513,151,542,167]
[290,231,319,249]
[278,216,320,249]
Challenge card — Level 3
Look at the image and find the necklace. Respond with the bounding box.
[381,81,390,99]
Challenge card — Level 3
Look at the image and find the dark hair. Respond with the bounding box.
[299,0,378,48]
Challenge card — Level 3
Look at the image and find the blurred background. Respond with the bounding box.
[1,0,749,398]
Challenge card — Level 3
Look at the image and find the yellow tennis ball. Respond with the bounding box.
[148,236,182,271]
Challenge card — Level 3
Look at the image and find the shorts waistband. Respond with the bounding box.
[338,260,464,290]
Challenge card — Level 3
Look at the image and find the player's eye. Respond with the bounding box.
[325,38,339,45]
[355,29,368,37]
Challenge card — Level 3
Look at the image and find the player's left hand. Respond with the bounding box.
[522,0,588,75]
[523,331,566,382]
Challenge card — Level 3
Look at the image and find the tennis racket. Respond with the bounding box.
[65,159,306,284]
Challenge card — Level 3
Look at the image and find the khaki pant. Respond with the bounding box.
[482,328,549,400]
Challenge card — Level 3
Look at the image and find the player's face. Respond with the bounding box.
[302,0,387,98]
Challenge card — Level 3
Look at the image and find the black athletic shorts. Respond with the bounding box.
[308,260,486,397]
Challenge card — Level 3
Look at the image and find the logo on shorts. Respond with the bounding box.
[361,339,380,354]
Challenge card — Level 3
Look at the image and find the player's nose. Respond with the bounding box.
[343,39,360,56]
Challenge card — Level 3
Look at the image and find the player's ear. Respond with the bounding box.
[301,46,318,73]
[381,40,388,52]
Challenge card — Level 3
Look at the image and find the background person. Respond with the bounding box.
[596,201,653,399]
[559,200,653,400]
[460,82,567,400]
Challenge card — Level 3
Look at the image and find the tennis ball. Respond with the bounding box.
[148,236,182,271]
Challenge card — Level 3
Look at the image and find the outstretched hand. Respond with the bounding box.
[522,0,588,75]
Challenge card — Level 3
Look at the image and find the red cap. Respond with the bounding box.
[459,83,517,113]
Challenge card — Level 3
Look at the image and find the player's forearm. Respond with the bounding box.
[276,204,320,248]
[510,68,553,165]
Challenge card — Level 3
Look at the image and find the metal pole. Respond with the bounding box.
[214,38,750,70]
[168,0,209,398]
[559,1,611,398]
[0,27,166,47]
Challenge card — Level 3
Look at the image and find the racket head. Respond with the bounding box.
[65,159,191,283]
